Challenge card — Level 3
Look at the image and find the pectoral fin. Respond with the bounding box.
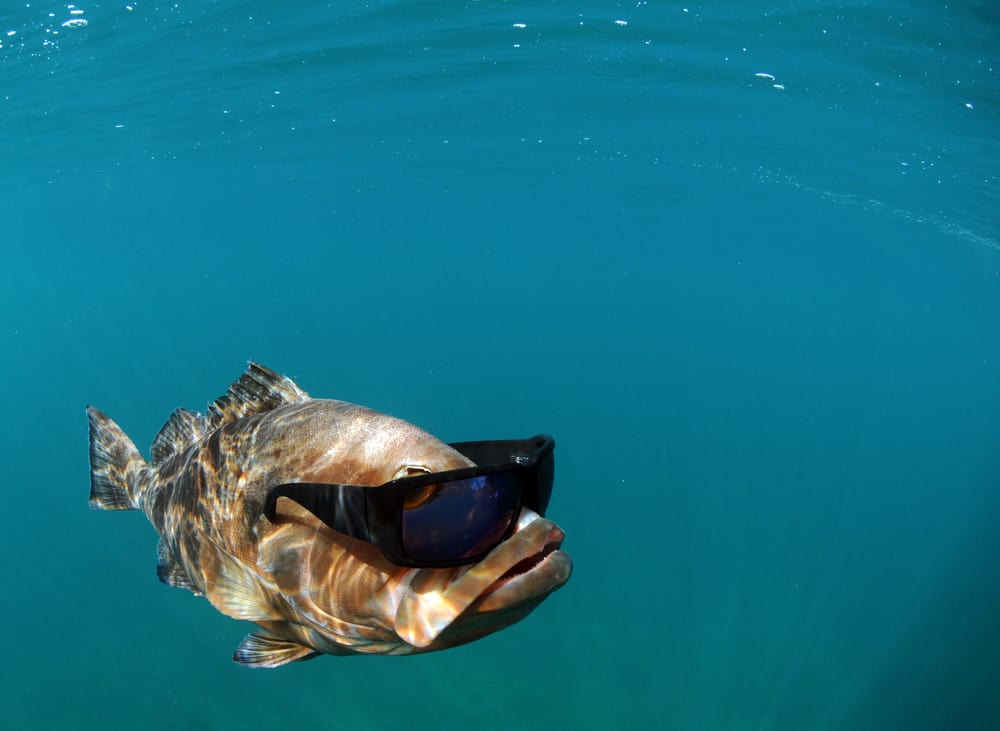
[201,546,283,622]
[233,630,318,668]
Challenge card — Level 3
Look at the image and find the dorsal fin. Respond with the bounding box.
[206,362,310,431]
[151,408,207,466]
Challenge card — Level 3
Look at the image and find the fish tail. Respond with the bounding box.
[87,406,149,510]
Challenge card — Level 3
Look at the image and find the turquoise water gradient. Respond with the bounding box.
[2,2,998,729]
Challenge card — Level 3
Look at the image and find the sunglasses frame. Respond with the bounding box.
[262,435,555,567]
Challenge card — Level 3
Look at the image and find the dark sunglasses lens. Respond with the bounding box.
[401,473,518,563]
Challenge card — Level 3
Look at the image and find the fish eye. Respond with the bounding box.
[403,484,444,510]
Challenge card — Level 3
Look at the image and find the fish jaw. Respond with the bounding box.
[393,509,571,650]
[256,504,570,657]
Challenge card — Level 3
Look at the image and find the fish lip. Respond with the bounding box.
[480,525,566,596]
[475,548,572,613]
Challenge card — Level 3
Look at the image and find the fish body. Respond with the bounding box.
[88,363,571,667]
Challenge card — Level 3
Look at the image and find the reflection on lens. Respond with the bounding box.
[402,473,518,562]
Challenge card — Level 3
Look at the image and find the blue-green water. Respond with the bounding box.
[2,1,998,729]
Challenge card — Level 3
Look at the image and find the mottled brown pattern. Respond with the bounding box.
[87,363,571,667]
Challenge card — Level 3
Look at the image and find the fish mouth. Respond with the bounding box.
[497,539,562,582]
[393,510,571,649]
[477,525,568,604]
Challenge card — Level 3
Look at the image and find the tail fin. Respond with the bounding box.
[87,406,149,510]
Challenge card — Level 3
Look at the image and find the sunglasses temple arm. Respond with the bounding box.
[263,484,374,543]
[319,485,372,541]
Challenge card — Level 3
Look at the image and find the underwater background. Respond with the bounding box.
[1,1,998,729]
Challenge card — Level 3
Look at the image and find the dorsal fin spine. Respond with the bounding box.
[206,362,310,430]
[150,408,207,467]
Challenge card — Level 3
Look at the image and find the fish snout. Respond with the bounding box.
[393,509,571,649]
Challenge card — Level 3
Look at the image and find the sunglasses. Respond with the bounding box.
[262,435,555,567]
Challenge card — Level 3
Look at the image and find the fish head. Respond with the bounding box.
[252,407,571,655]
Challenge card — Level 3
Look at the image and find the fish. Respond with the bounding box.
[87,363,571,667]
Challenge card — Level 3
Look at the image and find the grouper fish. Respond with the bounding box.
[87,363,571,667]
